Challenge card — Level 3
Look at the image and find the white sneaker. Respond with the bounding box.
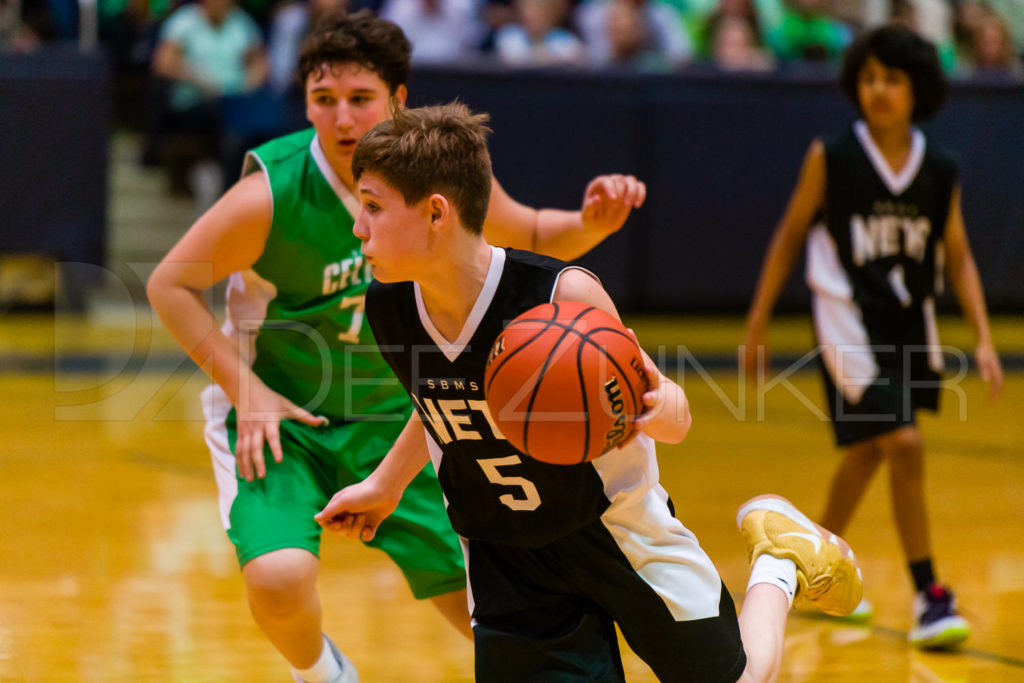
[292,635,358,683]
[325,635,358,683]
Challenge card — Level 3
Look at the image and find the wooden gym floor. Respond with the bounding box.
[1,312,1022,681]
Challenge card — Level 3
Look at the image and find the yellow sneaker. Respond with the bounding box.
[737,494,863,616]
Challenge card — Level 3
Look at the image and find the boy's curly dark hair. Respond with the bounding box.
[839,24,948,122]
[298,9,412,93]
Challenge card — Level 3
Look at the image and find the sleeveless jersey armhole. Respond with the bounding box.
[551,266,602,303]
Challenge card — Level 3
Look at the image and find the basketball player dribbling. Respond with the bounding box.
[147,10,649,682]
[317,102,864,682]
[743,25,1003,649]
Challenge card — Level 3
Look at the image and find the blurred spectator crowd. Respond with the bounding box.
[3,0,1021,204]
[4,0,1023,73]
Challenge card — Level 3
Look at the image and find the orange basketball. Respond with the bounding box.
[484,301,649,465]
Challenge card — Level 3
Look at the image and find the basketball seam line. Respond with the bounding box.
[522,303,596,456]
[483,306,562,395]
[577,328,643,419]
[575,333,591,464]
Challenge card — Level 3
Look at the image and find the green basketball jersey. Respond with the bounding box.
[229,128,409,421]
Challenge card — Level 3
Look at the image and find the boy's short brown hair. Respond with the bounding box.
[298,9,411,93]
[353,103,493,235]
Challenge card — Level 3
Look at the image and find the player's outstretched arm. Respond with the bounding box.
[482,174,646,262]
[147,173,326,481]
[553,268,691,443]
[742,140,826,379]
[316,413,431,541]
[943,185,1003,400]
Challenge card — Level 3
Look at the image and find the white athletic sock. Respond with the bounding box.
[292,635,343,683]
[747,554,798,608]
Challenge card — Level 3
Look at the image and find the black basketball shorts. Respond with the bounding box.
[465,488,747,682]
[813,294,944,446]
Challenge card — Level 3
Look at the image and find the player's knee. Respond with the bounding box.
[845,441,884,470]
[881,428,924,479]
[882,427,922,458]
[242,549,318,615]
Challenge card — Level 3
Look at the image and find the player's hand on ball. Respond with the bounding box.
[235,375,328,482]
[316,479,400,542]
[626,329,692,445]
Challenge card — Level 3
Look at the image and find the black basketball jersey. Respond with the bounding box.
[366,246,660,548]
[808,121,957,314]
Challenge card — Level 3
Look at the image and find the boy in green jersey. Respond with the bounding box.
[148,9,646,682]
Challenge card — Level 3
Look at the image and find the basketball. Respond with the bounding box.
[483,301,649,465]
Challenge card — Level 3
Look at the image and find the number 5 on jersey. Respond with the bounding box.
[477,455,541,511]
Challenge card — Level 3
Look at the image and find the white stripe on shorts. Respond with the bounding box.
[200,384,238,531]
[600,485,723,622]
[813,293,879,405]
[923,297,944,373]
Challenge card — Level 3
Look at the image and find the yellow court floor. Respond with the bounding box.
[1,313,1022,681]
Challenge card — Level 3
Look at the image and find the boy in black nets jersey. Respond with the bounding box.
[743,25,1003,649]
[318,102,862,682]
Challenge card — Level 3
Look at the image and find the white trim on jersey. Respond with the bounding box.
[813,292,879,405]
[854,120,926,196]
[550,265,603,303]
[805,223,854,300]
[923,297,945,373]
[310,135,362,218]
[887,264,913,308]
[200,383,239,531]
[240,150,268,184]
[460,536,476,625]
[599,484,724,622]
[423,429,446,480]
[415,246,506,362]
[242,150,275,222]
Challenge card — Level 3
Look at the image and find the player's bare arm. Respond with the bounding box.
[943,185,1004,399]
[553,268,690,443]
[482,174,646,261]
[316,413,430,541]
[147,173,325,482]
[148,173,272,401]
[743,139,827,377]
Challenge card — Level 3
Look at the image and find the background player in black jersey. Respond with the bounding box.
[742,25,1003,650]
[315,102,862,682]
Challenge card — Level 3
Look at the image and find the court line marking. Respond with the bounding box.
[792,613,1024,669]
